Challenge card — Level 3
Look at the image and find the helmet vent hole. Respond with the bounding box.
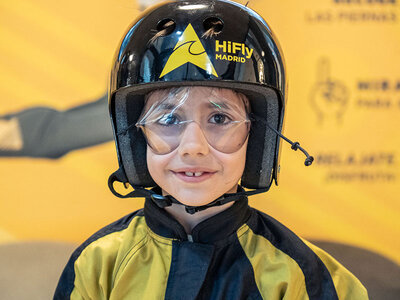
[151,19,176,42]
[202,17,223,38]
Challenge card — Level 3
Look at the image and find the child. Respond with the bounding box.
[54,1,368,299]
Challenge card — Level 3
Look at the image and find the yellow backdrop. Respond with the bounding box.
[0,0,399,265]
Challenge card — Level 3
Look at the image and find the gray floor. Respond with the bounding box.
[313,241,400,300]
[0,242,76,300]
[0,241,398,299]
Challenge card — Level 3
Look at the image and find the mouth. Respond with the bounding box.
[171,169,217,183]
[182,171,206,177]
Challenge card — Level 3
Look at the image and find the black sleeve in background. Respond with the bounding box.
[0,94,113,158]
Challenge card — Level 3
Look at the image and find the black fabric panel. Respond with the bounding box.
[114,89,156,187]
[242,92,269,189]
[191,195,251,244]
[144,188,251,244]
[144,195,188,240]
[125,93,156,186]
[196,236,263,300]
[165,241,215,300]
[53,210,144,300]
[241,87,282,189]
[246,209,339,300]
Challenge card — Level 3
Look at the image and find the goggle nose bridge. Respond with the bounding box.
[175,120,213,145]
[176,121,212,154]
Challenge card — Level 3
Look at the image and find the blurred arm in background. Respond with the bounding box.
[0,0,160,160]
[0,95,113,158]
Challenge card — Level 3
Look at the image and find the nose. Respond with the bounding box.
[178,122,210,156]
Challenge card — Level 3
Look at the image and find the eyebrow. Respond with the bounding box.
[208,101,230,110]
[158,103,179,110]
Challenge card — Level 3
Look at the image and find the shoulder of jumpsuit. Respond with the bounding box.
[303,239,369,299]
[55,209,163,299]
[69,209,154,273]
[241,208,369,299]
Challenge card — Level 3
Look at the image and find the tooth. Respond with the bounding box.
[194,172,202,177]
[185,172,194,176]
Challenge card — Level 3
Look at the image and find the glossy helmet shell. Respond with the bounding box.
[109,0,286,190]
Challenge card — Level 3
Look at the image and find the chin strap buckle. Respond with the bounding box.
[185,207,199,215]
[151,194,173,208]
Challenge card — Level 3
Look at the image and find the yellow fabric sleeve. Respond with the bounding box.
[304,240,369,300]
[238,225,310,300]
[69,216,173,300]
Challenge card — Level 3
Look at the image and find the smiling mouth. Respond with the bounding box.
[183,171,204,177]
[172,170,216,182]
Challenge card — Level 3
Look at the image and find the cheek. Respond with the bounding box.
[231,149,247,179]
[146,147,167,183]
[216,140,248,183]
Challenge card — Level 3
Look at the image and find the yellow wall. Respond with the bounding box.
[0,0,399,264]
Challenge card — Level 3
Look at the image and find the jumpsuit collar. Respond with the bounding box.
[144,188,251,244]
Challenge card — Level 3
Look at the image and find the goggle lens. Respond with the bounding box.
[136,87,251,154]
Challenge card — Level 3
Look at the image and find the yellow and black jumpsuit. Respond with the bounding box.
[54,196,368,299]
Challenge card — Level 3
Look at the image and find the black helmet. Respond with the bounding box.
[108,0,286,195]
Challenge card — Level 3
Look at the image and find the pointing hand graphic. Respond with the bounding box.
[309,58,349,124]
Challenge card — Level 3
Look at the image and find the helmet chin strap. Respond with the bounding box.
[150,187,269,214]
[108,169,268,214]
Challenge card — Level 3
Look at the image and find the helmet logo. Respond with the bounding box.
[160,24,218,78]
[215,40,253,63]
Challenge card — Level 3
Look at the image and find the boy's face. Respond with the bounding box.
[144,87,249,207]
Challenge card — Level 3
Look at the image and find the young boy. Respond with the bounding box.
[54,1,368,299]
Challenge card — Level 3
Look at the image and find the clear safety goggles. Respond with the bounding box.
[136,87,251,154]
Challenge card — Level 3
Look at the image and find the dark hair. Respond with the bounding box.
[202,18,223,39]
[150,19,176,44]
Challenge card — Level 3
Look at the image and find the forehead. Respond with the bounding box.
[144,86,248,111]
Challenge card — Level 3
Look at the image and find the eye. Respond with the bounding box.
[157,113,179,126]
[209,113,230,124]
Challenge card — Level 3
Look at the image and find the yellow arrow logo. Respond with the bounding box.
[160,24,218,78]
